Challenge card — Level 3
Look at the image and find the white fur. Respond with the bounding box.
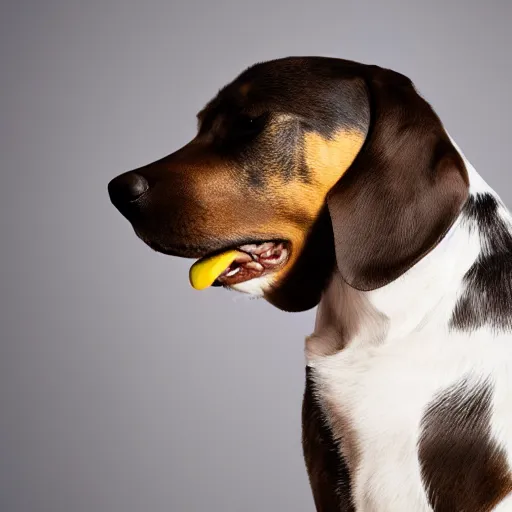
[230,274,272,296]
[495,494,512,512]
[304,143,512,511]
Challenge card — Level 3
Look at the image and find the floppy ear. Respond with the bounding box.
[326,66,470,291]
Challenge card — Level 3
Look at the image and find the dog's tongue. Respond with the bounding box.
[189,250,244,290]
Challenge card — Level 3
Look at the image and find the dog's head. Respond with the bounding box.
[108,57,469,312]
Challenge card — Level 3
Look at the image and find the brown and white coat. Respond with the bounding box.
[108,57,512,511]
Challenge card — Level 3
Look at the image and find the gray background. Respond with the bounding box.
[1,1,511,511]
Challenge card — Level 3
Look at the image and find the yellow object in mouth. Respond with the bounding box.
[189,250,243,290]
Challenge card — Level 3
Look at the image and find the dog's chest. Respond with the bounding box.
[310,332,512,511]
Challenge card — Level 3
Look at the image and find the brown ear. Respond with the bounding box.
[326,66,470,291]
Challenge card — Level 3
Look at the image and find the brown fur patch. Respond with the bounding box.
[419,377,512,511]
[302,367,355,511]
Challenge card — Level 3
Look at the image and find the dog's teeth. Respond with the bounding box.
[226,267,240,277]
[262,249,272,258]
[246,261,264,271]
[240,244,258,252]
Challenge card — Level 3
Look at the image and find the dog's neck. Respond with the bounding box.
[306,141,511,361]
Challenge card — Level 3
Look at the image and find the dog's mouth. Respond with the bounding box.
[189,241,290,290]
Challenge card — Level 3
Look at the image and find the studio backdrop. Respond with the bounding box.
[1,1,511,511]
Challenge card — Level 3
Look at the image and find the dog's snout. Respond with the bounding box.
[108,172,149,212]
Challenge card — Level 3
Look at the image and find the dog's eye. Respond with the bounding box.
[231,114,266,139]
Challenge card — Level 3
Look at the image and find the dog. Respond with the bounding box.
[108,57,512,511]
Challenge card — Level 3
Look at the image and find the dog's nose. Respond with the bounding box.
[108,172,149,210]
